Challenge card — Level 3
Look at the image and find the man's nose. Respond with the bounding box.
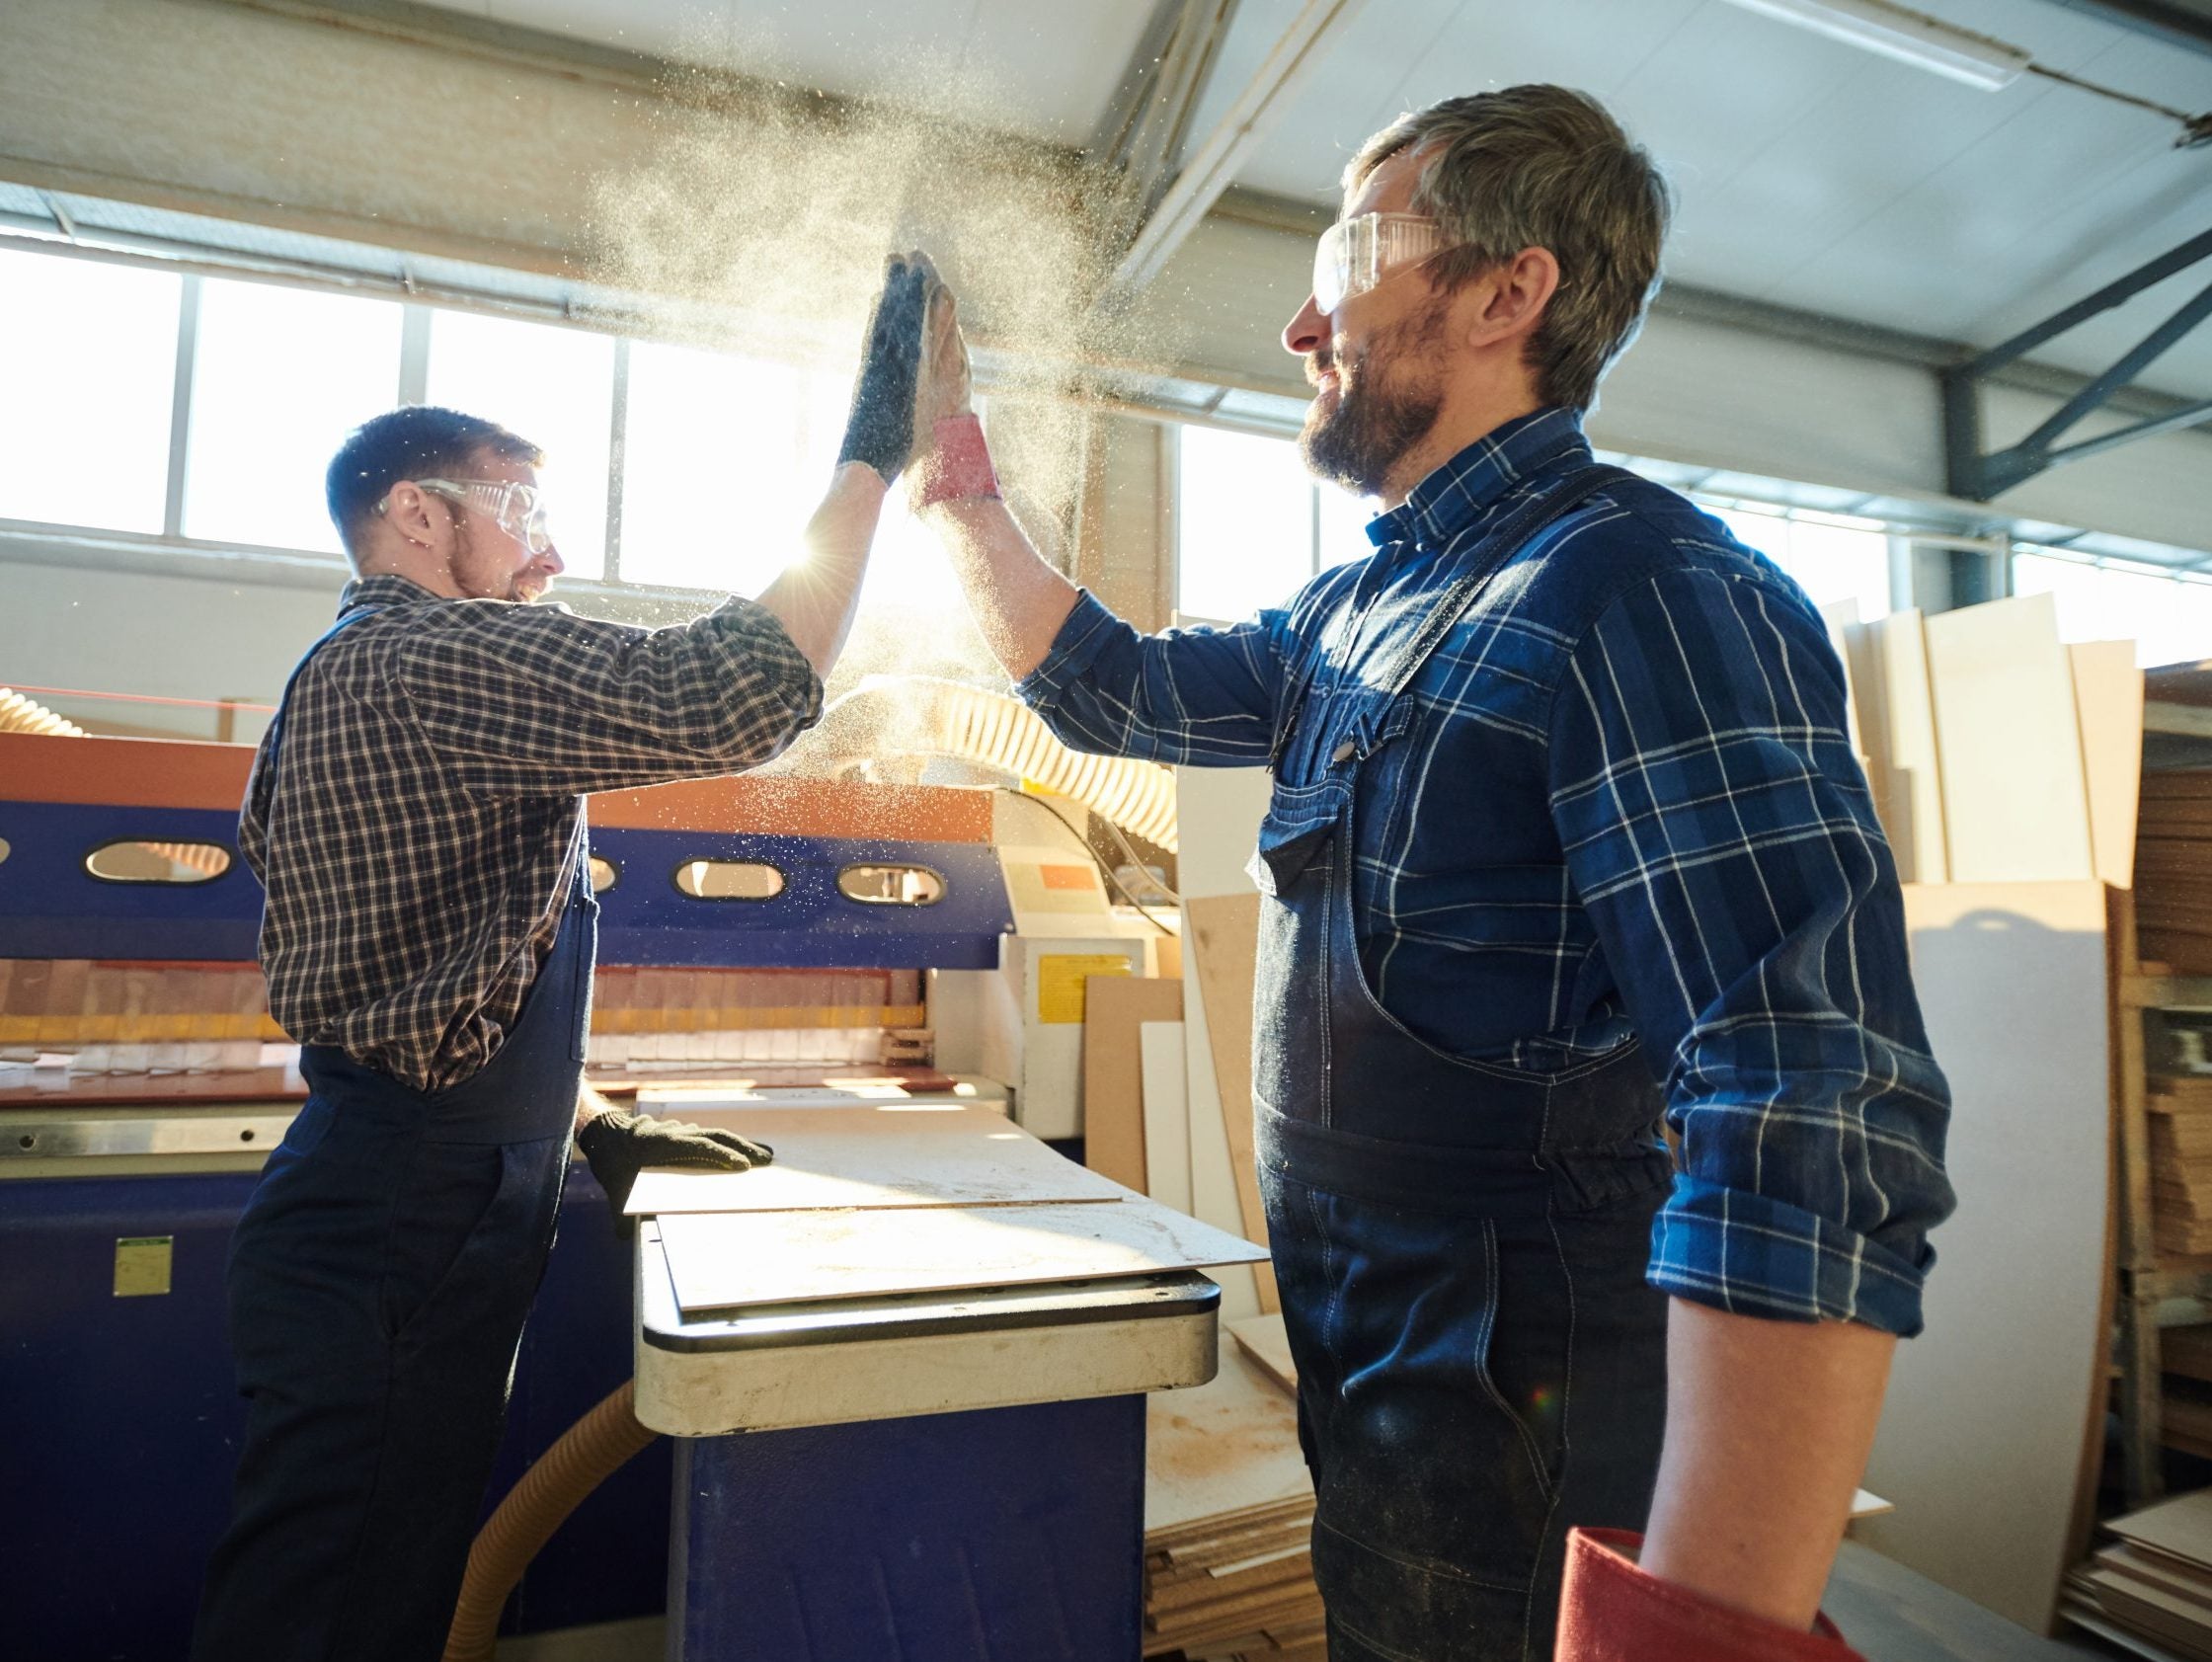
[1283,293,1328,356]
[541,544,565,576]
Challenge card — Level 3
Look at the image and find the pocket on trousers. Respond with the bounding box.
[378,1140,521,1348]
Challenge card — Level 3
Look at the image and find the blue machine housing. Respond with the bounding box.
[0,778,1019,1656]
[0,801,1012,968]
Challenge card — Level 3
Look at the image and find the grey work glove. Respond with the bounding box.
[836,250,936,483]
[578,1110,773,1237]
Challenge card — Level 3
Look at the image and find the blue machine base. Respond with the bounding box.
[0,1165,666,1660]
[672,1394,1146,1662]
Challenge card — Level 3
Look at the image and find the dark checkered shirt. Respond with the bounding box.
[240,574,822,1092]
[1020,409,1954,1336]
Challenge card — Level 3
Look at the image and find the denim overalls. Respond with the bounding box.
[1250,467,1675,1662]
[194,603,597,1662]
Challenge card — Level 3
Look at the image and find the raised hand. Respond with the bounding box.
[837,250,936,484]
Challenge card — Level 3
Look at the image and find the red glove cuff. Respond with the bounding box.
[1556,1530,1862,1662]
[914,414,1000,509]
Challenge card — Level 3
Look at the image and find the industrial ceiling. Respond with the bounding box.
[417,0,2212,400]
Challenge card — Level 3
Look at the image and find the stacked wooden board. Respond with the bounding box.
[2139,771,2212,975]
[2066,1488,2212,1658]
[1145,1334,1322,1661]
[2150,1078,2212,1255]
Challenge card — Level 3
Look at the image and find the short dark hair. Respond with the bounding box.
[325,405,541,558]
[1348,86,1673,412]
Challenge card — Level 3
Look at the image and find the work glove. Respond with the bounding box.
[837,250,936,484]
[577,1110,773,1237]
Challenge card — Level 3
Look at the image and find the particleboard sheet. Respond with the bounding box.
[1187,892,1275,1315]
[625,1103,1128,1215]
[1146,1336,1312,1535]
[657,1195,1269,1311]
[1083,977,1183,1195]
[1141,1020,1193,1214]
[1176,946,1259,1322]
[1925,594,2093,884]
[1856,881,2110,1633]
[1842,609,1947,884]
[2071,639,2144,891]
[1227,1312,1297,1396]
[2108,1489,2212,1570]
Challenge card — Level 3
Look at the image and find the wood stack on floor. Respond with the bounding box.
[2139,771,2212,975]
[2065,1487,2212,1658]
[2150,1077,2212,1256]
[1144,1325,1322,1660]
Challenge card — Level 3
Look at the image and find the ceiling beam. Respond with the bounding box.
[2040,0,2212,58]
[1090,0,1242,228]
[1102,0,1374,303]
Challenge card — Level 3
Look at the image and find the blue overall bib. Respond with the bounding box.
[193,603,596,1662]
[1250,468,1674,1662]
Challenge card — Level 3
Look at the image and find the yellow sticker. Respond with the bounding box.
[1037,954,1133,1024]
[114,1236,173,1298]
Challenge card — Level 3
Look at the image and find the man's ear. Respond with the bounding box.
[1466,247,1561,350]
[380,481,441,549]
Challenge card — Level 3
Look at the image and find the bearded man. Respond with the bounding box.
[909,88,1952,1661]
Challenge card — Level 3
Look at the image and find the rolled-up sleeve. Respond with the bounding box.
[1015,591,1288,765]
[1546,565,1954,1336]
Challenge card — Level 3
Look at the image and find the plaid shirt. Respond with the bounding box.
[241,575,822,1093]
[1020,409,1953,1336]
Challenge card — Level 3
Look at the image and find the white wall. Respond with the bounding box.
[0,554,341,740]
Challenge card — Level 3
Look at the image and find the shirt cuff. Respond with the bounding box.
[1012,590,1119,709]
[1648,1176,1933,1337]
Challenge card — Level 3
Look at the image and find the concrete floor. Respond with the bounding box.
[489,1543,2149,1660]
[1825,1543,2138,1662]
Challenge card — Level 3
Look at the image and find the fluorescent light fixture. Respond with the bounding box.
[1715,0,2033,90]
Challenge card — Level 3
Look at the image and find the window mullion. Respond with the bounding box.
[398,305,431,405]
[604,337,630,588]
[162,276,199,539]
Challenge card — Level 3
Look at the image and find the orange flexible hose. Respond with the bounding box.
[441,1379,661,1662]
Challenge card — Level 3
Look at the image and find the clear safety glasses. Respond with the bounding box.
[382,477,555,555]
[1312,212,1454,314]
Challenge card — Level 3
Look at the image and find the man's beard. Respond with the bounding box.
[1299,300,1449,499]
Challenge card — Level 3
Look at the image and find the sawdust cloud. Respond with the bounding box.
[586,34,1182,779]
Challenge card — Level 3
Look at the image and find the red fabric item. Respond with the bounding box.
[914,414,1001,508]
[1555,1529,1864,1662]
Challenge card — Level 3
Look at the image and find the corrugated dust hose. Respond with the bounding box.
[441,1380,660,1662]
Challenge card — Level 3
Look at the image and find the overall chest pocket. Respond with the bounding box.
[1250,694,1416,895]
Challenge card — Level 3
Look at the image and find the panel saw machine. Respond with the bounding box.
[0,724,1263,1662]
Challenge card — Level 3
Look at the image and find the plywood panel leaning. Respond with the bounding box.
[1841,608,1948,884]
[1857,881,2111,1633]
[1924,594,2094,883]
[1082,976,1183,1194]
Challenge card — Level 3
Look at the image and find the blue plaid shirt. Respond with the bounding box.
[1019,409,1953,1337]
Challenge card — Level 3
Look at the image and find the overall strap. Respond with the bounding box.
[1269,463,1634,768]
[1370,462,1632,699]
[260,601,387,781]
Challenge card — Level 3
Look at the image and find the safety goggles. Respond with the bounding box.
[382,477,554,555]
[1312,212,1455,314]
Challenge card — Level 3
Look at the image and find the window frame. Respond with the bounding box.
[0,236,803,602]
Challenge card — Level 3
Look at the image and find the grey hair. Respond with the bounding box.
[1346,85,1674,413]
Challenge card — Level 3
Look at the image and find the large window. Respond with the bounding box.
[2014,552,2212,668]
[1173,429,1901,628]
[1176,426,1369,622]
[1712,506,1893,622]
[184,278,405,554]
[0,239,930,594]
[425,309,616,581]
[0,248,181,534]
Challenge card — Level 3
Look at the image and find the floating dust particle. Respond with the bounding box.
[585,39,1193,779]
